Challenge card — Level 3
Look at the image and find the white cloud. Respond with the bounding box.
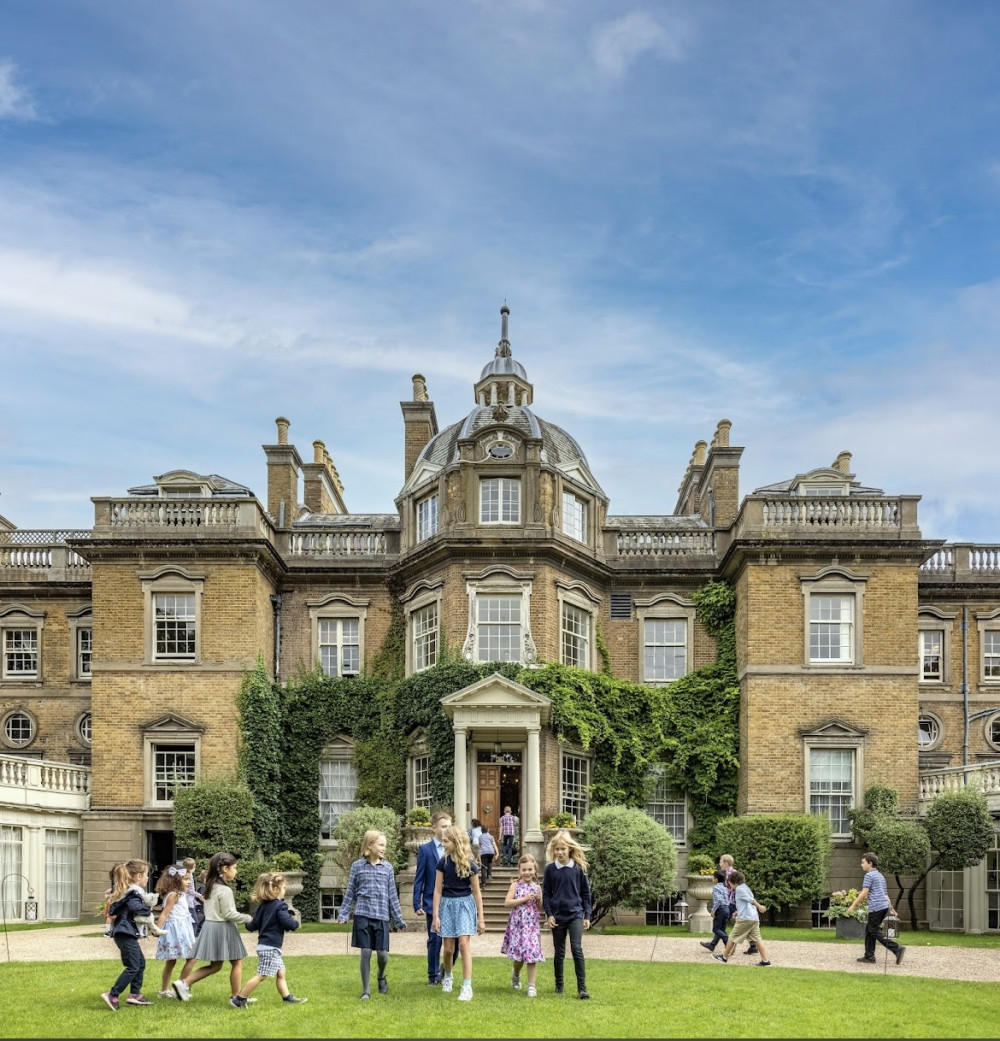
[0,59,38,120]
[590,11,683,80]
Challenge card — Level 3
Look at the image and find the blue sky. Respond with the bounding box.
[1,1,999,543]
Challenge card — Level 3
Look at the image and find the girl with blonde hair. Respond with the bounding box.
[432,824,486,1001]
[542,829,592,999]
[338,830,406,1000]
[101,859,155,1011]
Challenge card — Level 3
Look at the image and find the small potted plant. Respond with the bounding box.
[824,889,868,939]
[541,811,577,831]
[402,807,434,865]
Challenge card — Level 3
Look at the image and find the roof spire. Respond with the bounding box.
[497,302,511,358]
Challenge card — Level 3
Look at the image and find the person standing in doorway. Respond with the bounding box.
[845,852,905,966]
[413,810,451,985]
[499,806,518,867]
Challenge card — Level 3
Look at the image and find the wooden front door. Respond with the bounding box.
[477,764,500,838]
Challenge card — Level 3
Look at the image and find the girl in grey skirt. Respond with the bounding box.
[173,852,252,1002]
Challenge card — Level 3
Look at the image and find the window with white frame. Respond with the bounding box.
[417,493,439,542]
[412,754,431,809]
[480,477,520,524]
[477,595,522,662]
[77,628,92,678]
[318,618,360,677]
[0,825,24,920]
[152,744,197,804]
[643,619,687,683]
[808,748,855,836]
[984,631,1000,683]
[561,751,590,821]
[141,568,204,665]
[44,829,80,920]
[1,710,36,749]
[0,606,43,680]
[562,492,587,543]
[412,603,438,672]
[320,754,358,840]
[918,714,942,749]
[810,596,854,663]
[560,602,590,668]
[920,629,944,682]
[645,770,687,844]
[986,713,1000,754]
[76,712,92,746]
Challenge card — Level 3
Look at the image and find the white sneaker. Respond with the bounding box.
[172,979,190,1002]
[458,983,473,1001]
[156,990,175,999]
[527,985,537,998]
[441,975,453,993]
[511,973,522,990]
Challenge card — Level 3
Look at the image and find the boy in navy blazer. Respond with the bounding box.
[413,810,452,985]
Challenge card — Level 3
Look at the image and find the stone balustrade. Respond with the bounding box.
[0,754,91,811]
[918,761,1000,813]
[92,498,275,540]
[733,494,922,540]
[0,531,92,578]
[920,544,1000,579]
[608,528,716,558]
[287,528,399,559]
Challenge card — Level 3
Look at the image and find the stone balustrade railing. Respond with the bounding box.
[920,544,1000,579]
[0,531,92,577]
[733,494,921,540]
[608,528,716,558]
[287,528,400,559]
[918,761,1000,809]
[92,498,275,541]
[0,754,91,811]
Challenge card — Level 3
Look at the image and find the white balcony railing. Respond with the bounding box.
[0,754,91,812]
[918,761,1000,811]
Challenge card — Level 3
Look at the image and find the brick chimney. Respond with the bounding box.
[263,416,302,527]
[832,450,853,474]
[401,373,439,481]
[302,439,347,514]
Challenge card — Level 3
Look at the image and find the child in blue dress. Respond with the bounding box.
[501,854,544,997]
[154,864,197,998]
[432,824,486,1001]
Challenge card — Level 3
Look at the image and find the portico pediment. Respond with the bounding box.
[440,672,551,726]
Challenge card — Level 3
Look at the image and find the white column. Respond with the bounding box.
[453,725,469,830]
[525,724,542,843]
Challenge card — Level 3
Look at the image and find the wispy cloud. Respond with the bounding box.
[590,11,684,80]
[0,58,37,120]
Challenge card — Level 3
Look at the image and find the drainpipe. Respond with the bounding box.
[962,604,969,767]
[270,593,283,682]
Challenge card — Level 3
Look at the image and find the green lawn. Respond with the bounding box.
[1,953,998,1038]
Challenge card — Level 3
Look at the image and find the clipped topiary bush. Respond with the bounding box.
[581,805,677,926]
[714,813,831,919]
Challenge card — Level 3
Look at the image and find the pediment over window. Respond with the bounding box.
[799,719,868,740]
[141,712,205,735]
[441,672,552,725]
[322,734,355,757]
[0,602,45,620]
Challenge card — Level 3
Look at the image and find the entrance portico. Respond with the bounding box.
[440,672,552,848]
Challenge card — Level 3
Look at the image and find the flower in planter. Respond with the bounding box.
[542,812,577,830]
[824,888,868,923]
[405,806,432,827]
[686,853,716,876]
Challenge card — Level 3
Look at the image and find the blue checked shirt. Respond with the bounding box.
[863,868,891,912]
[710,881,730,915]
[338,857,405,927]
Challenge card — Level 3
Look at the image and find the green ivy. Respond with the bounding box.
[236,654,283,856]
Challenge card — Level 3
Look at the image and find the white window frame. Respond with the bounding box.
[918,712,943,751]
[140,567,204,665]
[985,713,1000,754]
[142,714,203,809]
[635,594,695,685]
[803,734,863,840]
[918,608,954,686]
[44,829,81,920]
[801,568,867,669]
[150,743,198,806]
[978,609,1000,686]
[463,568,535,665]
[416,492,439,542]
[0,605,45,682]
[561,491,588,543]
[560,749,591,822]
[402,581,443,677]
[0,825,24,921]
[76,712,92,747]
[412,603,439,673]
[308,594,369,679]
[480,477,521,525]
[1,709,37,750]
[645,769,688,846]
[320,736,357,842]
[556,581,600,671]
[67,606,92,682]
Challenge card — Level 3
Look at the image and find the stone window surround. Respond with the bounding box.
[319,734,357,845]
[635,592,696,685]
[645,768,689,847]
[66,605,92,683]
[560,486,589,545]
[802,722,866,841]
[918,711,944,751]
[918,606,955,687]
[556,580,601,672]
[406,727,431,809]
[401,580,444,676]
[560,746,592,821]
[142,714,204,809]
[462,566,536,665]
[307,593,370,678]
[800,566,867,669]
[416,490,440,543]
[0,603,45,683]
[479,475,521,525]
[1,707,38,750]
[75,711,93,747]
[976,608,1000,687]
[986,713,1000,754]
[140,566,205,666]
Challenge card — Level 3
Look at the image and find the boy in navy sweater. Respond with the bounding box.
[542,830,592,999]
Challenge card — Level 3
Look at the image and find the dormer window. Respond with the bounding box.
[480,478,520,524]
[799,485,847,497]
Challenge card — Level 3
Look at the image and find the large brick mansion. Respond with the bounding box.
[2,306,999,930]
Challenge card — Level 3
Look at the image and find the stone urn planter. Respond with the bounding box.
[835,916,866,940]
[280,871,305,915]
[402,825,434,869]
[685,872,715,933]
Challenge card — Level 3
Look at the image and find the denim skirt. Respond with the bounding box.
[438,895,477,938]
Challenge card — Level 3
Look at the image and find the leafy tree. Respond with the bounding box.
[331,805,406,877]
[714,813,831,920]
[581,805,677,926]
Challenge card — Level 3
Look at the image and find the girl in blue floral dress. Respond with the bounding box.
[500,854,545,997]
[154,865,197,998]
